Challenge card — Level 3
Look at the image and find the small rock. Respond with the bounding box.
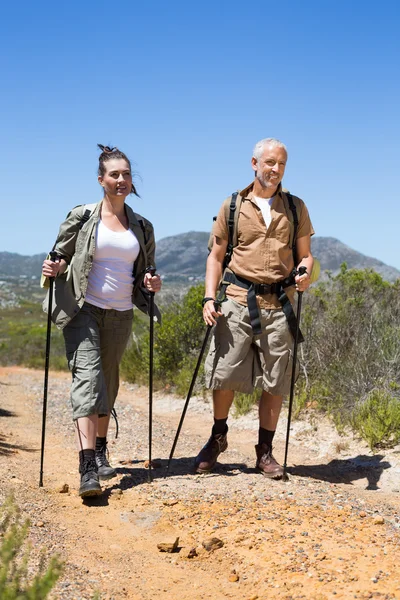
[359,511,367,518]
[110,489,123,497]
[202,537,224,552]
[229,571,239,582]
[36,521,44,527]
[163,499,179,506]
[56,483,69,494]
[157,537,179,553]
[187,547,197,559]
[144,459,162,469]
[373,516,384,525]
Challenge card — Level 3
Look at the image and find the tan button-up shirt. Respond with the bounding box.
[213,182,314,309]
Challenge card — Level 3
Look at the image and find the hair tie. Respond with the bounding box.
[97,144,117,154]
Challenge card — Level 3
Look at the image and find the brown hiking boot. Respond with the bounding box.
[255,443,284,479]
[194,433,228,474]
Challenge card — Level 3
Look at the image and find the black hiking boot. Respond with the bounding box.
[95,440,117,481]
[79,456,102,498]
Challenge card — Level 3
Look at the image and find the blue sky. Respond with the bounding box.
[1,0,399,269]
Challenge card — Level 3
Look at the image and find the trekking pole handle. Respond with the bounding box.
[297,266,307,277]
[48,251,59,279]
[213,298,222,312]
[145,265,157,277]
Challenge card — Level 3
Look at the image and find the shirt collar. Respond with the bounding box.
[239,181,283,201]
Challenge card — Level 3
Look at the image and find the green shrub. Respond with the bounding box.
[298,265,400,446]
[173,356,206,398]
[121,284,206,392]
[0,303,66,370]
[351,389,400,449]
[233,390,259,417]
[0,496,63,599]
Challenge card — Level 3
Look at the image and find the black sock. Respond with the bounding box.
[212,418,228,436]
[79,449,95,463]
[95,436,107,452]
[258,428,275,448]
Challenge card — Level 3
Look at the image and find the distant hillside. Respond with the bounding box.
[156,232,400,282]
[0,235,399,284]
[311,237,400,282]
[155,232,209,277]
[0,252,45,278]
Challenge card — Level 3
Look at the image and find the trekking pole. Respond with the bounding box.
[282,266,307,482]
[39,251,58,487]
[146,266,156,483]
[166,297,222,475]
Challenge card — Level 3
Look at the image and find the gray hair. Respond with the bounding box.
[252,138,287,162]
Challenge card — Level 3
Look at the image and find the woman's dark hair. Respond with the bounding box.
[97,144,139,196]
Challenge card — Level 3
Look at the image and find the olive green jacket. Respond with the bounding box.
[41,201,160,329]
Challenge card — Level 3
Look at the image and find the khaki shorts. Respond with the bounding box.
[63,302,133,420]
[205,297,295,396]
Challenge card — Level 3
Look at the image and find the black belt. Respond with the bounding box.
[223,270,304,342]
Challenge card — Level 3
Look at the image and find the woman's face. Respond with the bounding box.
[98,158,133,199]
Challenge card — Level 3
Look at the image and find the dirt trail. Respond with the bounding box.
[0,366,399,600]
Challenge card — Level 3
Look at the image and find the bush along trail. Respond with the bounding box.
[0,366,400,600]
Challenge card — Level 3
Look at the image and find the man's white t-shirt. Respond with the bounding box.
[253,195,274,229]
[85,220,140,310]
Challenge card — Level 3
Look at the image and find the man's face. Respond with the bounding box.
[252,145,287,192]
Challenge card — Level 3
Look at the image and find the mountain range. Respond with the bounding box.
[0,234,399,283]
[156,233,400,282]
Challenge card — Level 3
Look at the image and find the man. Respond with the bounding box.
[196,137,314,479]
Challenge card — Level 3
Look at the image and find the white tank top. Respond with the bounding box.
[86,220,140,310]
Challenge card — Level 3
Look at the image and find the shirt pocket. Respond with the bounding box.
[270,212,292,245]
[237,209,263,245]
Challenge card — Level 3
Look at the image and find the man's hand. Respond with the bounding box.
[203,300,222,326]
[295,269,311,292]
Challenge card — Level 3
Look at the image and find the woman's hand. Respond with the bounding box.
[42,258,62,279]
[144,272,162,293]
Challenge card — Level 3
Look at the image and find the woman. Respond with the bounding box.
[42,145,161,498]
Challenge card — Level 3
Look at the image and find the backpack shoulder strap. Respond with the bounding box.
[136,217,147,244]
[223,191,242,269]
[79,203,97,230]
[283,191,299,266]
[52,203,97,251]
[226,192,238,245]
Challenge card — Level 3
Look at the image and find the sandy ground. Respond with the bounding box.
[0,366,400,600]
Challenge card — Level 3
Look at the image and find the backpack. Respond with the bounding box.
[208,190,299,269]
